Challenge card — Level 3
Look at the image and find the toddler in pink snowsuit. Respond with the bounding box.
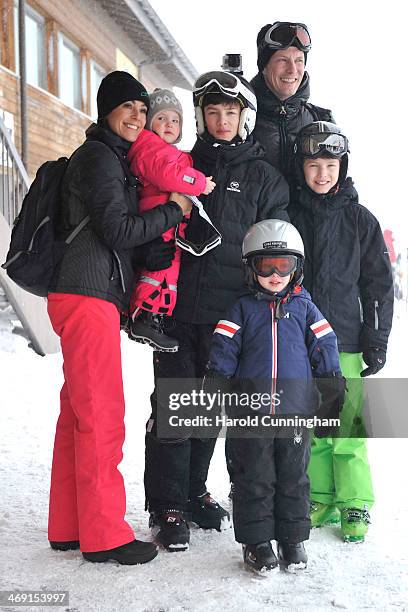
[127,89,215,351]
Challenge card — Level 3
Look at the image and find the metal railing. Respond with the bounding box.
[0,115,29,226]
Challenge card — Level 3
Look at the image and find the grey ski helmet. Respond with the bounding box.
[193,70,257,141]
[242,219,305,293]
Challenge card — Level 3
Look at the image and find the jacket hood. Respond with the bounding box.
[296,177,359,213]
[251,72,311,119]
[190,134,266,168]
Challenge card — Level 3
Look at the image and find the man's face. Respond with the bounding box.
[303,157,341,194]
[263,47,305,101]
[203,102,240,141]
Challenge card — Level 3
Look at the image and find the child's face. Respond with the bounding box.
[257,272,291,294]
[151,110,181,144]
[203,102,240,141]
[303,157,340,194]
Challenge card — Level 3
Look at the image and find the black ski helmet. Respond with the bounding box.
[294,121,349,188]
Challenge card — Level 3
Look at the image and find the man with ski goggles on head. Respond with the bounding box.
[143,68,290,554]
[251,21,334,183]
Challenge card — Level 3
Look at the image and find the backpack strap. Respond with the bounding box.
[65,215,90,244]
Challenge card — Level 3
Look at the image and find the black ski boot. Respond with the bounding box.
[82,539,158,565]
[149,510,190,552]
[243,542,278,576]
[188,492,231,531]
[128,311,179,352]
[49,540,80,551]
[277,541,308,572]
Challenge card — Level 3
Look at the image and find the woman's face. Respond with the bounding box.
[107,100,147,142]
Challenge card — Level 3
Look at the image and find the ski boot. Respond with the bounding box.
[243,542,278,576]
[49,540,80,551]
[341,507,370,543]
[188,492,231,531]
[310,501,340,528]
[128,311,179,352]
[277,541,308,572]
[149,510,190,552]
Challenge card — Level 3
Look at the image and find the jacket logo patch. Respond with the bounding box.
[283,312,290,318]
[214,319,241,338]
[226,181,240,192]
[310,319,333,339]
[183,174,195,184]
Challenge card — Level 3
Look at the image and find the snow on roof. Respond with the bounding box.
[99,0,198,89]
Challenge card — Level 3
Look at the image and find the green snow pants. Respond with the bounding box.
[308,352,374,510]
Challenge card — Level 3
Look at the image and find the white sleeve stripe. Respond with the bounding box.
[214,327,235,338]
[217,320,241,331]
[310,319,329,330]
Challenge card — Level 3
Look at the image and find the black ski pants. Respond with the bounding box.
[229,429,311,544]
[144,319,217,512]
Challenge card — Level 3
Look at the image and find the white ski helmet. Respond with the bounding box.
[193,70,257,142]
[242,219,305,292]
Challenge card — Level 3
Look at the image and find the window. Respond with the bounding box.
[58,34,81,110]
[90,61,105,119]
[13,3,46,89]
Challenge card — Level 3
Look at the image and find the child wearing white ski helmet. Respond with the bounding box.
[207,218,345,574]
[143,68,291,553]
[291,121,394,542]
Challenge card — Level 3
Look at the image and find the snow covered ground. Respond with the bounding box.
[0,300,407,612]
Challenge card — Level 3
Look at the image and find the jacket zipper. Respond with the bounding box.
[374,300,379,330]
[269,302,278,415]
[279,105,288,175]
[358,296,364,323]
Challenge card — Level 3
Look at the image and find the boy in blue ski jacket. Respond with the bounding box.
[207,219,345,575]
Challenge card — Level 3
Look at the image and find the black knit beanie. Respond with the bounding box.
[97,71,149,120]
[256,23,307,72]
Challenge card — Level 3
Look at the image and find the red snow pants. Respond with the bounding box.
[129,222,186,317]
[47,293,135,552]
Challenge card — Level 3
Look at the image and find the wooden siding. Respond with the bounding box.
[1,67,89,178]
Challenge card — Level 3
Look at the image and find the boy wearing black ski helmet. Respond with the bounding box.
[290,121,394,542]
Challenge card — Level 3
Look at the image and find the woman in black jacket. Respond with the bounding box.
[47,71,191,565]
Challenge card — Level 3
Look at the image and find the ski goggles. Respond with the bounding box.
[263,22,312,52]
[297,132,349,158]
[250,255,298,278]
[193,71,257,109]
[175,195,222,257]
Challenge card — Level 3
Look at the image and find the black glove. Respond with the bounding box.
[314,373,347,438]
[360,348,386,377]
[143,237,176,271]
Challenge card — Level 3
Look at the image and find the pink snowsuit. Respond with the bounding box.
[127,129,207,316]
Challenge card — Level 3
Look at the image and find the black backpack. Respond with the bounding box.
[2,156,89,297]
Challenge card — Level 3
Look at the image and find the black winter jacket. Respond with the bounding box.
[49,124,183,310]
[289,178,394,352]
[174,135,290,324]
[251,72,333,180]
